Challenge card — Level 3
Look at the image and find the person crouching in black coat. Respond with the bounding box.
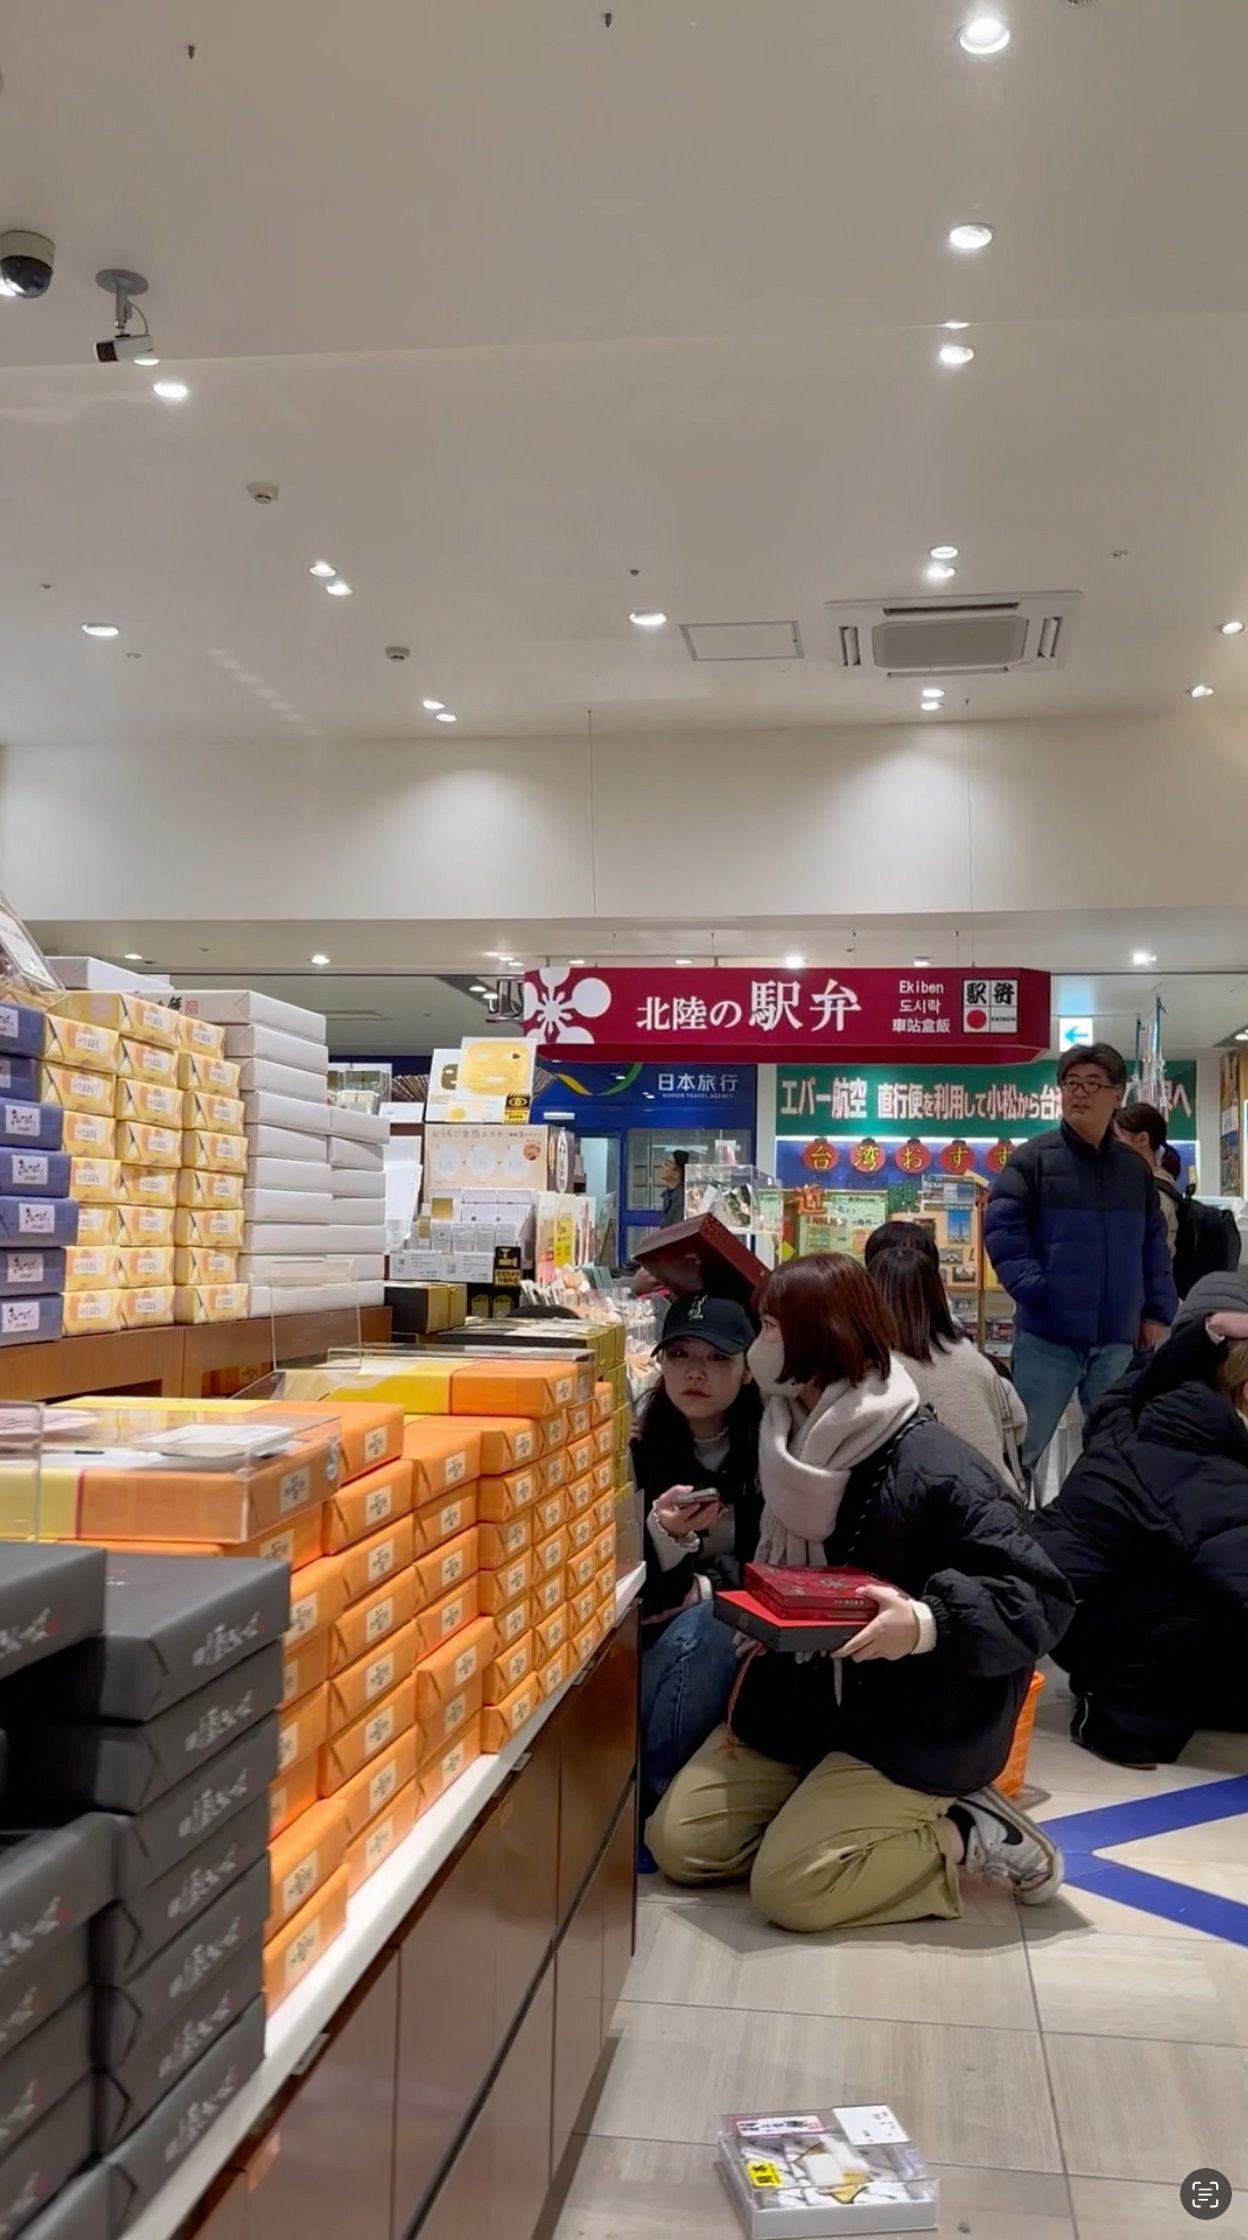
[1034,1300,1248,1768]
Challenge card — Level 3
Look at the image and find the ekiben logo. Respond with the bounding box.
[1182,2169,1232,2219]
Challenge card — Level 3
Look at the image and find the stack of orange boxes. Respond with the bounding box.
[404,1417,489,1827]
[173,1010,248,1322]
[44,991,187,1333]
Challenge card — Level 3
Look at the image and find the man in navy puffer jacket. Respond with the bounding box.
[985,1042,1176,1474]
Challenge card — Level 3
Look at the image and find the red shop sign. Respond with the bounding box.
[524,966,1050,1062]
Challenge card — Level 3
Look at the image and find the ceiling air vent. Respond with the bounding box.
[827,592,1079,677]
[681,621,803,662]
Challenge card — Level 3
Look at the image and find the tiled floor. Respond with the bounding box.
[552,1670,1248,2237]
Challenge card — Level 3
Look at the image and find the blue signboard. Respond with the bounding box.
[531,1061,756,1131]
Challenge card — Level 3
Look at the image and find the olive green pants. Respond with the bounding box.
[646,1726,962,1933]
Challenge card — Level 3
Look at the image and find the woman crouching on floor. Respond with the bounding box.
[647,1252,1075,1932]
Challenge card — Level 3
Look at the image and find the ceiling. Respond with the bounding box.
[6,0,1248,744]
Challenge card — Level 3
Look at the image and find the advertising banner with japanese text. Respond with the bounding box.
[524,965,1050,1062]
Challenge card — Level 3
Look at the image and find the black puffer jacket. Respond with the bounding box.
[1034,1375,1248,1633]
[732,1412,1073,1796]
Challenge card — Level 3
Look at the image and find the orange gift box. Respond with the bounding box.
[592,1526,616,1573]
[327,1622,418,1734]
[532,1567,566,1619]
[346,1782,418,1897]
[475,1466,539,1524]
[537,1412,568,1454]
[597,1565,615,1608]
[277,1684,329,1777]
[532,1489,567,1540]
[265,1797,350,1935]
[322,1458,415,1554]
[75,1432,336,1546]
[566,1547,596,1595]
[264,1866,348,2013]
[567,1401,593,1441]
[319,1676,417,1795]
[493,1595,530,1652]
[337,1729,418,1839]
[592,1382,613,1426]
[401,1418,482,1501]
[567,1474,595,1517]
[449,1360,579,1417]
[417,1717,482,1810]
[410,1485,478,1560]
[567,1511,595,1556]
[481,1676,539,1753]
[484,1635,534,1706]
[413,1615,494,1726]
[567,1436,594,1481]
[593,1457,615,1497]
[539,1645,570,1699]
[329,1569,417,1674]
[572,1621,598,1671]
[340,1516,415,1607]
[418,1669,484,1764]
[592,1492,616,1535]
[569,1582,599,1634]
[276,1399,403,1484]
[534,1526,569,1581]
[102,1500,325,1575]
[411,1576,481,1661]
[593,1422,614,1461]
[270,1755,318,1840]
[287,1554,350,1646]
[534,1604,569,1662]
[445,1415,539,1473]
[281,1629,330,1710]
[413,1528,478,1611]
[476,1513,532,1570]
[540,1450,569,1493]
[477,1551,533,1615]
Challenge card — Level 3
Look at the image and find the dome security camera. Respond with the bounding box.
[0,231,55,299]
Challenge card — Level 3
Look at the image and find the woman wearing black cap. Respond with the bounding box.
[633,1292,762,1825]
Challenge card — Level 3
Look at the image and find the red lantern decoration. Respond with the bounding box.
[895,1136,931,1175]
[938,1137,975,1176]
[851,1137,885,1175]
[801,1138,839,1174]
[986,1138,1014,1174]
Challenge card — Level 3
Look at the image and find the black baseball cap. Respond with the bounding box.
[655,1293,756,1357]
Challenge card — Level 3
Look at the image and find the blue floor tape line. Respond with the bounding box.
[1062,1854,1248,1948]
[1042,1773,1248,1854]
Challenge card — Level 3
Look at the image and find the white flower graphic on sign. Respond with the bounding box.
[523,966,612,1045]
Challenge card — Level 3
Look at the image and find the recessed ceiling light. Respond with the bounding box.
[123,952,144,963]
[152,379,188,402]
[925,562,957,582]
[568,958,587,966]
[1220,620,1245,636]
[948,223,994,253]
[784,953,806,970]
[81,623,120,638]
[938,343,975,367]
[929,545,959,561]
[469,982,488,994]
[1237,1030,1248,1044]
[309,561,336,579]
[310,953,330,967]
[958,14,1011,56]
[628,610,667,629]
[435,710,457,723]
[922,688,945,701]
[422,698,445,712]
[675,958,693,967]
[1189,683,1215,698]
[1131,950,1157,967]
[325,579,353,597]
[913,956,932,967]
[942,321,970,332]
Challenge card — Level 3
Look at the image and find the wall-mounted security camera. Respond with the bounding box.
[93,266,157,364]
[95,333,158,365]
[0,231,55,299]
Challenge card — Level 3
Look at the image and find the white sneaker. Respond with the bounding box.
[956,1787,1064,1906]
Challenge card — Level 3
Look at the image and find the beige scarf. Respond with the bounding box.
[755,1362,920,1569]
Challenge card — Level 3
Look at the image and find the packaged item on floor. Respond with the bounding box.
[345,1781,416,1896]
[53,992,177,1048]
[410,1485,478,1559]
[173,1205,245,1248]
[481,1674,539,1753]
[336,1730,418,1840]
[0,1816,115,1980]
[717,2107,937,2235]
[265,1797,349,1934]
[176,1168,244,1210]
[416,1717,481,1807]
[110,1711,277,1890]
[116,1285,175,1330]
[269,1753,318,1842]
[20,1647,284,1812]
[42,1017,118,1075]
[29,1553,289,1718]
[0,2077,94,2240]
[0,1196,77,1246]
[0,1102,61,1153]
[104,1998,265,2224]
[178,1048,239,1093]
[92,1792,271,1983]
[95,1864,269,2085]
[0,1149,69,1198]
[0,1548,106,1681]
[263,1868,346,2012]
[115,1076,180,1126]
[174,1282,250,1324]
[275,1685,329,1778]
[174,989,327,1040]
[0,1295,62,1346]
[326,1623,417,1733]
[410,1577,480,1661]
[95,1939,263,2150]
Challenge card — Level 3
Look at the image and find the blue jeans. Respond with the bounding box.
[1012,1329,1135,1472]
[640,1598,740,1815]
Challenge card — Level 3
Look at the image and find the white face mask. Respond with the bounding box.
[747,1330,797,1398]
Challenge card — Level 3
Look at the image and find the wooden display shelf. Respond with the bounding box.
[0,1307,391,1403]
